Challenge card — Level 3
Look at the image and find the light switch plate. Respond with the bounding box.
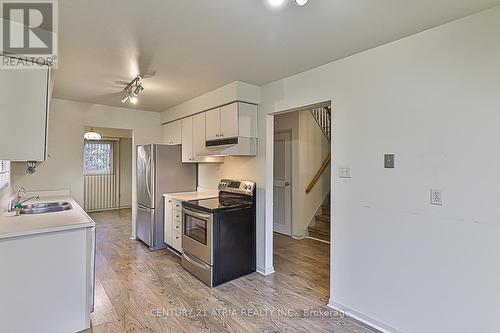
[430,189,443,205]
[384,154,395,168]
[338,166,351,178]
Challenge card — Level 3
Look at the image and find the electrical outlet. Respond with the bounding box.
[338,166,351,178]
[430,189,443,205]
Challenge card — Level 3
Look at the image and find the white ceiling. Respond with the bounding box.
[53,0,500,112]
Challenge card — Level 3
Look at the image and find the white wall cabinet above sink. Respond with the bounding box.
[181,114,223,163]
[0,56,51,162]
[161,120,182,145]
[205,102,258,141]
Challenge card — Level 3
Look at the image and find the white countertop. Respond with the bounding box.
[163,189,218,202]
[0,192,95,240]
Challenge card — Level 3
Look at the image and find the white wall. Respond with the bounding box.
[275,111,330,237]
[11,99,160,236]
[119,138,133,207]
[261,7,500,333]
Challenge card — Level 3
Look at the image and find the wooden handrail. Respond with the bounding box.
[306,153,331,194]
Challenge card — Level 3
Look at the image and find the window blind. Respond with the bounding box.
[0,161,10,192]
[84,141,113,175]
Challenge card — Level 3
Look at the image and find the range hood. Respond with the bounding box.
[198,137,258,157]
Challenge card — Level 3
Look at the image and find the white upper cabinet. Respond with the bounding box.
[204,102,257,142]
[205,108,220,141]
[181,113,223,163]
[181,117,193,162]
[193,113,208,157]
[220,103,239,139]
[161,120,181,145]
[0,59,51,161]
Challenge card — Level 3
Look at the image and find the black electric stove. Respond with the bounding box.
[181,179,256,287]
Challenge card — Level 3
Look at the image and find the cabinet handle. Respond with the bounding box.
[176,236,179,239]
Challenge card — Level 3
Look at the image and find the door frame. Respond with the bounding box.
[273,129,293,236]
[263,101,332,280]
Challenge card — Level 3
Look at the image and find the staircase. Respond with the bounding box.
[307,194,331,242]
[306,106,332,242]
[310,106,331,142]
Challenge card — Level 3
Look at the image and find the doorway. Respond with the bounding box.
[273,131,292,236]
[270,103,332,302]
[83,127,133,212]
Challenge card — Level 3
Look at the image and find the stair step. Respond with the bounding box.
[315,214,330,223]
[308,230,330,242]
[309,223,329,233]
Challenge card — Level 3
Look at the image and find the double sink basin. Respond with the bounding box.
[20,202,73,215]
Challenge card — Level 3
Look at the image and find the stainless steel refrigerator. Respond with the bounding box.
[136,144,197,251]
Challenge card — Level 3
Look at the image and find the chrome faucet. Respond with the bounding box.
[8,187,39,213]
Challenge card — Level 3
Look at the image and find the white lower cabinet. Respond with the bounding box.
[164,196,183,252]
[0,226,95,333]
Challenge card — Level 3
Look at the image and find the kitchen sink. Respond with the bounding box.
[20,202,73,215]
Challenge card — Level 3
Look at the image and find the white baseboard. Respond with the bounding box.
[328,299,402,333]
[257,265,275,276]
[306,236,330,244]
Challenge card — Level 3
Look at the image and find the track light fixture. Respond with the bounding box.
[121,75,144,105]
[267,0,309,7]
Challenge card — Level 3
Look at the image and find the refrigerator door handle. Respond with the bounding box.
[145,155,152,200]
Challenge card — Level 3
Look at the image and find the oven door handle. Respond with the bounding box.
[183,208,211,221]
[182,251,211,270]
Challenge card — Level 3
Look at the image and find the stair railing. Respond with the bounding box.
[305,153,331,194]
[306,106,332,194]
[310,106,331,142]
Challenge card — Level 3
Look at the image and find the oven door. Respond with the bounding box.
[182,207,213,265]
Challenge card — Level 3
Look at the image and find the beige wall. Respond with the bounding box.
[12,99,161,235]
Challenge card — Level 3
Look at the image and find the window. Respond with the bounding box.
[84,141,113,175]
[0,161,10,192]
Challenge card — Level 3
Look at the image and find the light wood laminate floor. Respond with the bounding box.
[82,209,378,333]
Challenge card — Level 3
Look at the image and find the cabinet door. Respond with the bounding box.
[164,197,173,245]
[192,113,206,160]
[181,117,194,162]
[205,108,220,141]
[220,103,239,139]
[170,120,182,145]
[0,62,49,161]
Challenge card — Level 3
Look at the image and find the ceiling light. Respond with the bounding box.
[268,0,285,7]
[84,128,102,141]
[295,0,308,6]
[133,84,143,96]
[121,75,144,104]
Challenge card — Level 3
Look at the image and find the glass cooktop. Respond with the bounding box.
[183,197,253,212]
